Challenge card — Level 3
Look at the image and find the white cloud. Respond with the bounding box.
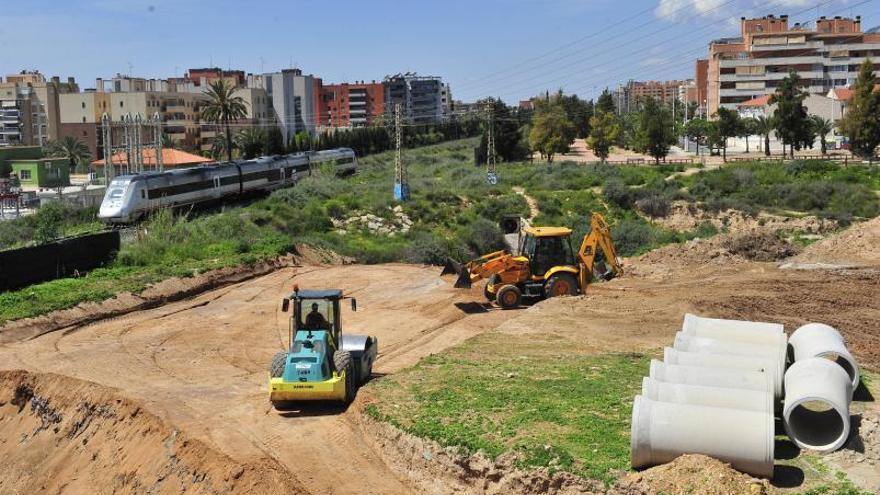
[655,0,838,21]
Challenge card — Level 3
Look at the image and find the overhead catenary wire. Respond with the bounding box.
[470,0,851,102]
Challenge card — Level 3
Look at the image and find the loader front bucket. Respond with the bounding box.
[441,258,473,289]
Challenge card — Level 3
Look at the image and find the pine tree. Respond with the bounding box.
[839,58,880,159]
[586,112,619,162]
[769,71,809,158]
[714,107,740,162]
[635,97,674,164]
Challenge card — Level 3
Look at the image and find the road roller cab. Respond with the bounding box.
[269,287,378,407]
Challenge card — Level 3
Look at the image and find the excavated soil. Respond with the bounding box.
[794,217,880,267]
[0,370,303,495]
[652,201,837,236]
[0,220,879,493]
[617,455,769,495]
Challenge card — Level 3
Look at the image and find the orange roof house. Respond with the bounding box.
[737,95,772,108]
[92,148,213,168]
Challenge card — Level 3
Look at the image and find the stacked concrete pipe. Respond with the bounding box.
[783,323,859,452]
[631,314,780,478]
[663,347,782,399]
[673,333,786,395]
[789,323,860,393]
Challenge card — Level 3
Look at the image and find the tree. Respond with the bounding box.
[528,102,575,164]
[684,118,709,157]
[48,136,92,174]
[476,98,528,163]
[635,97,674,164]
[161,134,179,150]
[264,127,286,155]
[714,107,740,162]
[555,90,594,139]
[838,58,880,159]
[235,128,265,159]
[739,117,757,154]
[201,79,248,162]
[209,134,228,160]
[586,112,619,162]
[595,88,617,115]
[811,116,834,155]
[754,115,774,156]
[770,71,809,158]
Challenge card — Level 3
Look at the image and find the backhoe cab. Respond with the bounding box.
[269,287,378,408]
[442,213,622,309]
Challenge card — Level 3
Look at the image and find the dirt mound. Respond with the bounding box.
[794,217,880,267]
[0,370,303,495]
[292,242,353,265]
[722,231,800,262]
[617,455,768,495]
[652,201,837,235]
[629,231,799,278]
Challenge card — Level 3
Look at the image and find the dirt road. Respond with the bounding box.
[0,264,510,495]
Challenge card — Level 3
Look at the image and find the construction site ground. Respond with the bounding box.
[1,219,879,494]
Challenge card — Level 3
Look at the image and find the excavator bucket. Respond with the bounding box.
[440,258,474,289]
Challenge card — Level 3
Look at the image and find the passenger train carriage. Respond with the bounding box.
[99,148,356,223]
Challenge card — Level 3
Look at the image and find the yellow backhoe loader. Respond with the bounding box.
[442,213,623,309]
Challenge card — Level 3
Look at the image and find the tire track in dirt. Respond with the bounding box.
[0,264,507,494]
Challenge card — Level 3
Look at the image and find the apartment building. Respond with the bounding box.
[384,73,449,123]
[611,79,691,113]
[705,14,880,114]
[1,72,78,147]
[248,69,319,141]
[60,73,270,157]
[317,81,385,128]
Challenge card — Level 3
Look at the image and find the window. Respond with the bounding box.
[81,101,86,109]
[82,117,86,123]
[119,101,124,108]
[19,170,31,180]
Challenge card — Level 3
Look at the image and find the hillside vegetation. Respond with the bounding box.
[2,137,879,323]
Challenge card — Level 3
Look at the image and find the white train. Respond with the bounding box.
[98,148,357,223]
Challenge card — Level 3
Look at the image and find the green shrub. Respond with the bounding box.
[603,178,633,208]
[457,217,506,256]
[635,195,671,218]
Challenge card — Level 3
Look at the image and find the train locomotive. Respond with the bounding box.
[98,148,357,224]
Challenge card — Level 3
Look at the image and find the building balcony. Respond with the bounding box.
[720,71,825,82]
[750,41,822,52]
[720,56,823,67]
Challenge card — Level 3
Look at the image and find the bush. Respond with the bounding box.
[635,195,671,218]
[611,219,655,257]
[403,232,458,265]
[602,178,633,208]
[457,217,506,256]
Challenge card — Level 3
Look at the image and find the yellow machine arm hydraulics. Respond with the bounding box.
[576,213,624,291]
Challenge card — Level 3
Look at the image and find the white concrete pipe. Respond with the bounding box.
[663,347,783,399]
[631,395,775,478]
[683,313,784,335]
[783,357,853,453]
[649,360,775,396]
[641,377,774,413]
[673,333,786,385]
[789,323,860,392]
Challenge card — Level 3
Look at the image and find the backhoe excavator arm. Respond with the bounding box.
[442,250,530,289]
[576,213,624,291]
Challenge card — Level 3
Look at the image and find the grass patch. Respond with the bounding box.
[369,332,648,483]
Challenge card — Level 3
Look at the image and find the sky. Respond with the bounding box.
[1,0,876,104]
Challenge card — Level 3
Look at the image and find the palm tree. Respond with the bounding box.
[739,117,757,153]
[48,136,92,173]
[161,133,179,150]
[811,116,834,155]
[754,115,774,156]
[235,128,266,159]
[209,134,228,161]
[201,79,248,162]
